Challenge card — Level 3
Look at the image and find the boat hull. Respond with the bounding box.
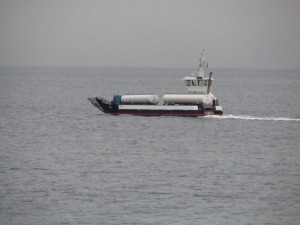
[88,97,223,117]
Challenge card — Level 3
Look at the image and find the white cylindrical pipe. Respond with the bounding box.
[121,95,159,105]
[163,94,213,105]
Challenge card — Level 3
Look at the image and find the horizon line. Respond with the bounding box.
[1,65,300,71]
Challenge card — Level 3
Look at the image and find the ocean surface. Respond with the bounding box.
[0,67,300,225]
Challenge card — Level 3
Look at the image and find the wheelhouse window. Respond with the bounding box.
[197,80,204,86]
[185,79,198,86]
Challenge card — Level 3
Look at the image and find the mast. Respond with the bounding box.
[198,50,208,78]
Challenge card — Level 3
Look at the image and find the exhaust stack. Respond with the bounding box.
[207,72,213,94]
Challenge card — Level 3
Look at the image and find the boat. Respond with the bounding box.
[88,51,223,117]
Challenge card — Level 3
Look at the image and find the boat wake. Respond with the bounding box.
[205,114,300,121]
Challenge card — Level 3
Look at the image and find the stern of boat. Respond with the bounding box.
[214,105,223,115]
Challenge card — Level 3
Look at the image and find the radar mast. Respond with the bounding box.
[198,50,208,78]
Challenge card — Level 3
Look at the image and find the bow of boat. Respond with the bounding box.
[87,97,111,113]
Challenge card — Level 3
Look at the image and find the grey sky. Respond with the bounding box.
[0,0,299,69]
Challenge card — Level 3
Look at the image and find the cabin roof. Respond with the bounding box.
[182,76,213,81]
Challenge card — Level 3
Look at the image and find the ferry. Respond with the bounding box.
[88,51,223,117]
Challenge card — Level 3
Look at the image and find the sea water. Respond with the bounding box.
[0,67,300,225]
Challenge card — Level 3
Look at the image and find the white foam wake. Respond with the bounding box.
[205,114,300,121]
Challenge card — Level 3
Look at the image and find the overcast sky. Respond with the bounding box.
[0,0,299,69]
